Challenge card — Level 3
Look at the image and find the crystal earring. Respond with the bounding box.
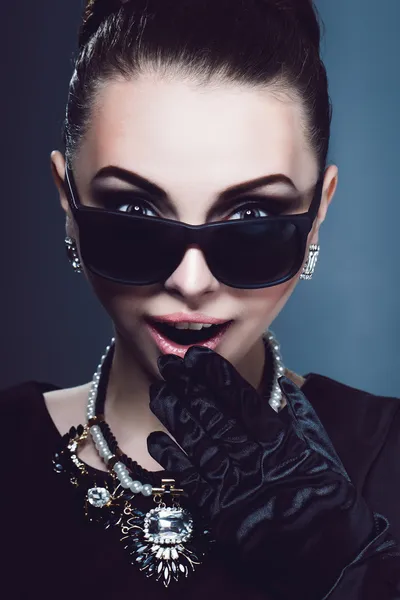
[300,244,320,280]
[65,237,82,274]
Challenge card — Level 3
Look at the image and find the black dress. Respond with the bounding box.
[0,372,399,599]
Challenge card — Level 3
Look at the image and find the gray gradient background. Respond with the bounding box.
[0,1,399,396]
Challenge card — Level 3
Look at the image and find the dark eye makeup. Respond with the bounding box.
[90,188,305,220]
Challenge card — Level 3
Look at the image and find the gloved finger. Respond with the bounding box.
[157,354,185,382]
[183,346,284,442]
[183,382,253,458]
[149,381,230,476]
[278,376,350,481]
[147,431,211,500]
[157,354,193,400]
[158,352,256,451]
[159,352,237,439]
[159,348,247,423]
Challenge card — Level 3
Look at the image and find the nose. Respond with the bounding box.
[164,245,220,301]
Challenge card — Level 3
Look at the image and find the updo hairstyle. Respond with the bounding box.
[64,0,331,174]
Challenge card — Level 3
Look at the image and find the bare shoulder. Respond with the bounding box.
[44,382,92,436]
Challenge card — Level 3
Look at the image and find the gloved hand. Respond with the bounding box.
[147,346,400,600]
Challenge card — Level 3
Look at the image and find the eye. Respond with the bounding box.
[116,200,158,218]
[228,202,270,221]
[98,192,159,217]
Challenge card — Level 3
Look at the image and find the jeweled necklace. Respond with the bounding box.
[53,329,285,587]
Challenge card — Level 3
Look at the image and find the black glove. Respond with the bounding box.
[147,346,400,600]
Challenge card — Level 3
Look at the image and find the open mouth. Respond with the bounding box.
[145,318,234,355]
[152,321,228,345]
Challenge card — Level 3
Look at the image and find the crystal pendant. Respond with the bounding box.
[144,506,193,544]
[121,505,204,587]
[87,487,112,508]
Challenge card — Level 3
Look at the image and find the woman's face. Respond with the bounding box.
[52,74,337,380]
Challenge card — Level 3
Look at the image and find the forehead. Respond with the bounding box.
[80,75,315,192]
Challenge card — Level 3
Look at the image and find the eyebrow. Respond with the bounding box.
[91,165,303,217]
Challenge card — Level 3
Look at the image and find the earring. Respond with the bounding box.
[65,237,82,274]
[300,244,320,280]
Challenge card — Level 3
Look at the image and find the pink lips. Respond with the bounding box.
[145,318,233,357]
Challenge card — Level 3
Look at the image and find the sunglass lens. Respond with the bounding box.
[78,212,183,284]
[207,220,302,287]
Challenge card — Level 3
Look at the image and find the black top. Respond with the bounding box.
[1,373,399,599]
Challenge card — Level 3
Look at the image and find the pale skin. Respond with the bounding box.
[48,73,338,472]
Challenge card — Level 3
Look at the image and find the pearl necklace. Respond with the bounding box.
[87,340,154,498]
[87,329,285,493]
[264,329,286,411]
[52,330,287,587]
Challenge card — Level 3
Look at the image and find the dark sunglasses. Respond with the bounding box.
[64,164,324,289]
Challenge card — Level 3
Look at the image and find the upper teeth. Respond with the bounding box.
[173,322,215,330]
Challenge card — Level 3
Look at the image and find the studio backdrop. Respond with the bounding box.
[0,0,399,396]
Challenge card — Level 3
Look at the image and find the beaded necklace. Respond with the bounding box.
[52,330,285,587]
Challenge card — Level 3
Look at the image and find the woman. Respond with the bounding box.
[1,0,399,598]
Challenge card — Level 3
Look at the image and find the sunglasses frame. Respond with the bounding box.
[64,163,325,289]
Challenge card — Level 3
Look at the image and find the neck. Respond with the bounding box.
[106,336,163,437]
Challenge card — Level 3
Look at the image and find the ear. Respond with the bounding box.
[309,164,338,245]
[50,151,69,212]
[50,151,75,237]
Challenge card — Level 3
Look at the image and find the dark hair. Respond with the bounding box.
[64,0,332,173]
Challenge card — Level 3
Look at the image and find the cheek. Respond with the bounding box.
[245,273,299,326]
[84,271,152,326]
[268,279,297,318]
